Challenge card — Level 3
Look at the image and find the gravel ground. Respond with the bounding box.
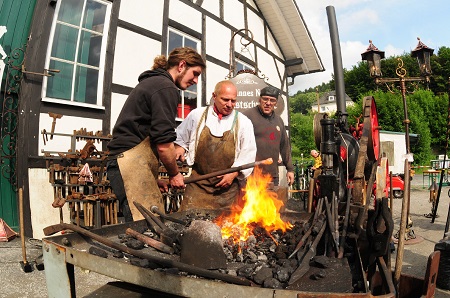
[0,174,449,297]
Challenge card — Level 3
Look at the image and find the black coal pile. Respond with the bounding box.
[87,199,362,293]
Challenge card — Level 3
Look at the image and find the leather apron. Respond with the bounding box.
[117,136,164,220]
[181,111,239,211]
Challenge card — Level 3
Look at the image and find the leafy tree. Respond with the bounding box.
[289,112,315,160]
[289,92,316,114]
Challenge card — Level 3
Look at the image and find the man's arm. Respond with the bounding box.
[232,115,257,178]
[157,142,184,188]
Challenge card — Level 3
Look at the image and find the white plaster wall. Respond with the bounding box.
[205,61,229,105]
[199,1,220,17]
[380,131,407,174]
[29,168,70,239]
[278,95,289,123]
[223,0,245,30]
[39,114,102,155]
[110,92,128,132]
[267,32,283,58]
[169,1,202,33]
[118,0,164,33]
[205,18,230,64]
[113,27,161,88]
[247,8,265,47]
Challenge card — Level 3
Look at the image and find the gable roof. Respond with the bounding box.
[255,0,325,78]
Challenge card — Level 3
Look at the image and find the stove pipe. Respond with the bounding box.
[326,6,348,130]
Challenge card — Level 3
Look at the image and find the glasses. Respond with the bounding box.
[261,96,278,104]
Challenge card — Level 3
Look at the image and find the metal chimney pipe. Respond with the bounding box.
[326,6,347,128]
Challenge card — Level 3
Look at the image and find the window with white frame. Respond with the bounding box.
[236,60,254,74]
[168,28,200,119]
[42,0,111,107]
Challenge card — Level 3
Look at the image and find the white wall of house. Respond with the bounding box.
[379,131,407,174]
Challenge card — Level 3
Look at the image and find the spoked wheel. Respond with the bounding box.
[366,97,380,162]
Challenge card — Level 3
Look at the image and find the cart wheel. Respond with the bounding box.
[393,190,403,198]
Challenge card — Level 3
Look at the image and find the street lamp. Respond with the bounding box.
[361,38,434,287]
[362,38,433,153]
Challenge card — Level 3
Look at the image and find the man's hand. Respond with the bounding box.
[287,171,295,186]
[174,144,186,162]
[157,179,169,192]
[215,172,238,189]
[169,172,185,189]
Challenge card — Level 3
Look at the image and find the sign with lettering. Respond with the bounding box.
[229,72,285,116]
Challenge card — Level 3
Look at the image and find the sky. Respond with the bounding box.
[290,0,450,94]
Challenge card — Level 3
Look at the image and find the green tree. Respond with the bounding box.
[289,112,315,160]
[289,92,316,115]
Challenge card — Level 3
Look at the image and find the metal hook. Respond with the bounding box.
[228,29,254,78]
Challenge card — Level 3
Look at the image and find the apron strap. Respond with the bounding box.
[194,107,240,152]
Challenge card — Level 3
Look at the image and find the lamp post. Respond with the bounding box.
[361,38,434,287]
[362,38,433,154]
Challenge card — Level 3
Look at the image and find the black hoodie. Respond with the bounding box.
[107,69,180,156]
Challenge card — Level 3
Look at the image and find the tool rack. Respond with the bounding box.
[42,129,119,229]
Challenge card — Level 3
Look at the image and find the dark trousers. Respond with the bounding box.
[106,159,133,222]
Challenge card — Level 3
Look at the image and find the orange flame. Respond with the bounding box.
[215,166,293,242]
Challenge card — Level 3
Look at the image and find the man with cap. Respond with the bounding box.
[243,86,294,186]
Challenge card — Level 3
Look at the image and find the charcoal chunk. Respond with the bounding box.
[88,246,108,258]
[263,277,282,289]
[253,267,273,285]
[125,239,145,250]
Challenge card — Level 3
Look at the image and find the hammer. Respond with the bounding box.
[48,112,63,140]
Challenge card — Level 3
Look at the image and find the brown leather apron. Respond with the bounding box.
[181,111,239,210]
[117,137,164,220]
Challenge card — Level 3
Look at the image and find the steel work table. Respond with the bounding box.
[42,218,437,298]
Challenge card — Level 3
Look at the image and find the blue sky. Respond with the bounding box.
[291,0,450,94]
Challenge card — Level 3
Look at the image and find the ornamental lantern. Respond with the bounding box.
[361,40,385,78]
[411,37,434,77]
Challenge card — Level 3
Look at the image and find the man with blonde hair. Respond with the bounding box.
[175,80,256,210]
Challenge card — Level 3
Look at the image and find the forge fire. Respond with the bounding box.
[215,166,293,243]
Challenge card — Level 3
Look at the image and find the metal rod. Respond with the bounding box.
[184,158,272,184]
[126,228,174,254]
[150,206,187,225]
[43,223,252,286]
[432,77,450,224]
[134,202,166,231]
[394,159,411,286]
[338,182,352,258]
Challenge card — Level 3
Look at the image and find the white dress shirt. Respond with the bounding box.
[175,106,257,178]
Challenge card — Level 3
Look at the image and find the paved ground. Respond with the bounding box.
[0,174,449,297]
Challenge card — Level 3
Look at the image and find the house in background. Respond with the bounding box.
[311,90,353,114]
[0,0,324,238]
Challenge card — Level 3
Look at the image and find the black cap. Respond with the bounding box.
[260,86,280,98]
